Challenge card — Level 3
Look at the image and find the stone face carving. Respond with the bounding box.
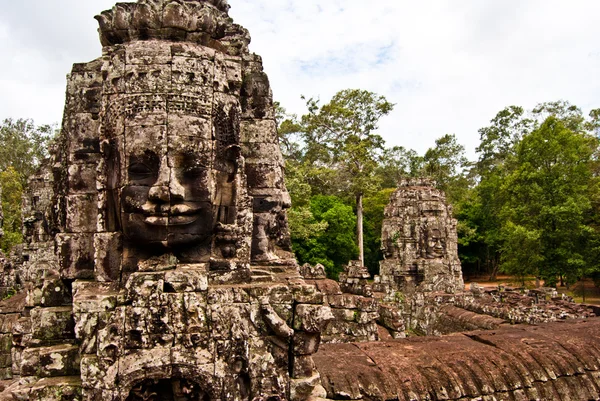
[0,1,325,400]
[379,178,464,294]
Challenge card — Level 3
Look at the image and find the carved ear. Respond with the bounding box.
[223,144,241,180]
[104,139,122,232]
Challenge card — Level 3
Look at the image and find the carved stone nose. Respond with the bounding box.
[148,185,170,203]
[147,157,185,203]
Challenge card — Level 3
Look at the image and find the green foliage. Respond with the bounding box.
[422,134,471,205]
[0,118,54,186]
[296,89,394,263]
[499,222,542,285]
[376,146,423,188]
[290,195,358,279]
[287,206,328,241]
[362,188,395,276]
[0,167,24,252]
[499,116,598,284]
[2,287,16,301]
[0,118,56,253]
[300,89,394,197]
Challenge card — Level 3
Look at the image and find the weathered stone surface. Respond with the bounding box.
[314,319,600,401]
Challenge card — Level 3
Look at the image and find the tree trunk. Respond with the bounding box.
[356,193,364,265]
[489,255,499,281]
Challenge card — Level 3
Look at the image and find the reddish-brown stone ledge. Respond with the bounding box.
[314,318,600,400]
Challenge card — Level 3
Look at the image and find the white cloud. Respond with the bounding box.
[0,0,599,160]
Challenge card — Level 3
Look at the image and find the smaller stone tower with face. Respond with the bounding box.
[379,178,464,294]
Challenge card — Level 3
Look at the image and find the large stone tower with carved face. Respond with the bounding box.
[3,1,332,400]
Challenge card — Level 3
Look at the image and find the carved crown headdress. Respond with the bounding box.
[95,0,250,48]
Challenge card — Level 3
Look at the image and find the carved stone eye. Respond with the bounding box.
[128,162,153,178]
[183,166,204,178]
[128,151,159,183]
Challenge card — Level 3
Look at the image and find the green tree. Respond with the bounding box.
[0,118,54,186]
[362,188,395,276]
[468,106,534,279]
[499,222,543,286]
[500,116,598,285]
[300,89,394,265]
[0,118,55,252]
[376,146,423,188]
[291,195,358,279]
[422,134,471,204]
[0,167,24,252]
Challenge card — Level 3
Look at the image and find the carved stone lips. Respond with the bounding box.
[142,204,202,226]
[144,215,199,226]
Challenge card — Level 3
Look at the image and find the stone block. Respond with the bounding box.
[0,334,11,355]
[331,308,356,322]
[245,162,285,190]
[293,332,321,356]
[125,272,165,305]
[40,277,73,307]
[56,233,95,279]
[355,311,379,325]
[125,41,172,65]
[298,263,327,280]
[0,314,19,334]
[172,56,215,94]
[181,292,209,332]
[122,94,168,126]
[164,268,208,293]
[29,376,83,400]
[36,344,80,377]
[171,342,214,367]
[292,355,317,379]
[327,294,358,309]
[167,91,213,117]
[210,303,260,340]
[240,119,278,144]
[93,232,123,282]
[74,312,99,354]
[214,53,243,92]
[67,161,98,194]
[356,296,380,312]
[207,287,250,304]
[30,307,75,343]
[291,285,324,304]
[290,373,321,401]
[167,113,212,142]
[123,63,172,94]
[65,194,98,233]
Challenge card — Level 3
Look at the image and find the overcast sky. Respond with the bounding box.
[0,0,599,159]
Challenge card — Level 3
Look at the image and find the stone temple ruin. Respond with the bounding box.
[0,1,599,400]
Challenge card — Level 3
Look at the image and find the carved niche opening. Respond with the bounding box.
[126,378,209,401]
